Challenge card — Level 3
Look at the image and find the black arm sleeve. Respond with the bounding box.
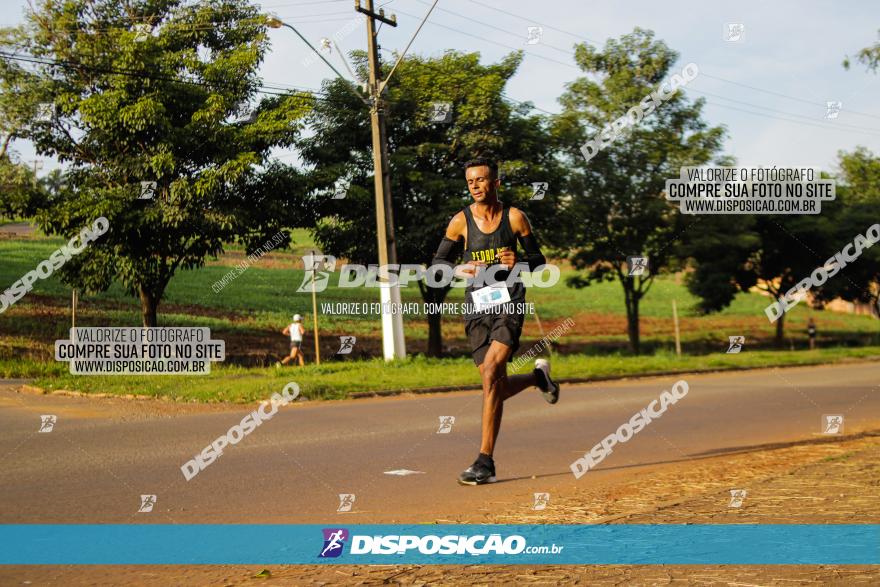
[431,237,463,267]
[517,233,546,271]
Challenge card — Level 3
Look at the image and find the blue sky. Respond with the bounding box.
[2,0,879,172]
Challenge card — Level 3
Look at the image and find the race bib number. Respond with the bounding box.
[471,284,511,312]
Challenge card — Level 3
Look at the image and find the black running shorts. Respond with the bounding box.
[465,310,525,366]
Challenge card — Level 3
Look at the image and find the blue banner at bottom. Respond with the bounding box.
[0,525,877,565]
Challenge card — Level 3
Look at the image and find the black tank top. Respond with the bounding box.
[462,205,525,321]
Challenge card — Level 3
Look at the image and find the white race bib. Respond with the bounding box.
[471,284,511,312]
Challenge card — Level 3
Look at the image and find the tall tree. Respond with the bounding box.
[843,29,880,72]
[297,49,563,356]
[2,0,311,325]
[0,27,39,160]
[681,211,836,346]
[0,155,50,218]
[551,28,725,354]
[812,148,880,317]
[0,27,49,218]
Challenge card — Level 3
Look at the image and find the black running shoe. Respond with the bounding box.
[457,457,496,486]
[534,359,560,404]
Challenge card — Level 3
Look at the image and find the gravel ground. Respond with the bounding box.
[2,432,877,586]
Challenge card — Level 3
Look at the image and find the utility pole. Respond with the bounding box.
[356,0,405,360]
[29,159,43,187]
[269,1,440,362]
[672,299,682,358]
[310,251,321,365]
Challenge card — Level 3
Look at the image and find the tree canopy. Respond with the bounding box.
[1,0,312,325]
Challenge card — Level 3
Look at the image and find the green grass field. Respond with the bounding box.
[2,229,878,400]
[8,346,880,402]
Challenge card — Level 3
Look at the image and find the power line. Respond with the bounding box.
[687,87,880,136]
[702,100,880,138]
[462,0,880,123]
[411,0,576,58]
[398,4,880,137]
[697,72,880,122]
[9,14,357,36]
[467,0,599,44]
[259,0,351,8]
[0,51,363,107]
[393,8,576,70]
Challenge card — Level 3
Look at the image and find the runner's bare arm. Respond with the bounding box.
[508,207,532,237]
[444,211,467,242]
[282,325,290,335]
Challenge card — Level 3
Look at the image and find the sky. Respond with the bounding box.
[2,0,879,174]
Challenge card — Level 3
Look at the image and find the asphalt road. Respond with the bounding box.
[1,362,878,524]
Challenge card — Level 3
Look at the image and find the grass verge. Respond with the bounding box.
[6,346,879,403]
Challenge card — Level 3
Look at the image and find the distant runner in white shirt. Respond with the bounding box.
[278,314,305,367]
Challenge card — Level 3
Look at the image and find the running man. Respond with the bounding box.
[320,529,346,557]
[431,157,560,486]
[279,314,305,367]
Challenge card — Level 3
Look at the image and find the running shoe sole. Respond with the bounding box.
[535,359,560,404]
[457,475,497,486]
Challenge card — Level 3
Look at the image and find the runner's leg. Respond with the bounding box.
[281,347,295,365]
[479,340,537,455]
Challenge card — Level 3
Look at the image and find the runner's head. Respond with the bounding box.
[293,314,302,323]
[464,157,500,204]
